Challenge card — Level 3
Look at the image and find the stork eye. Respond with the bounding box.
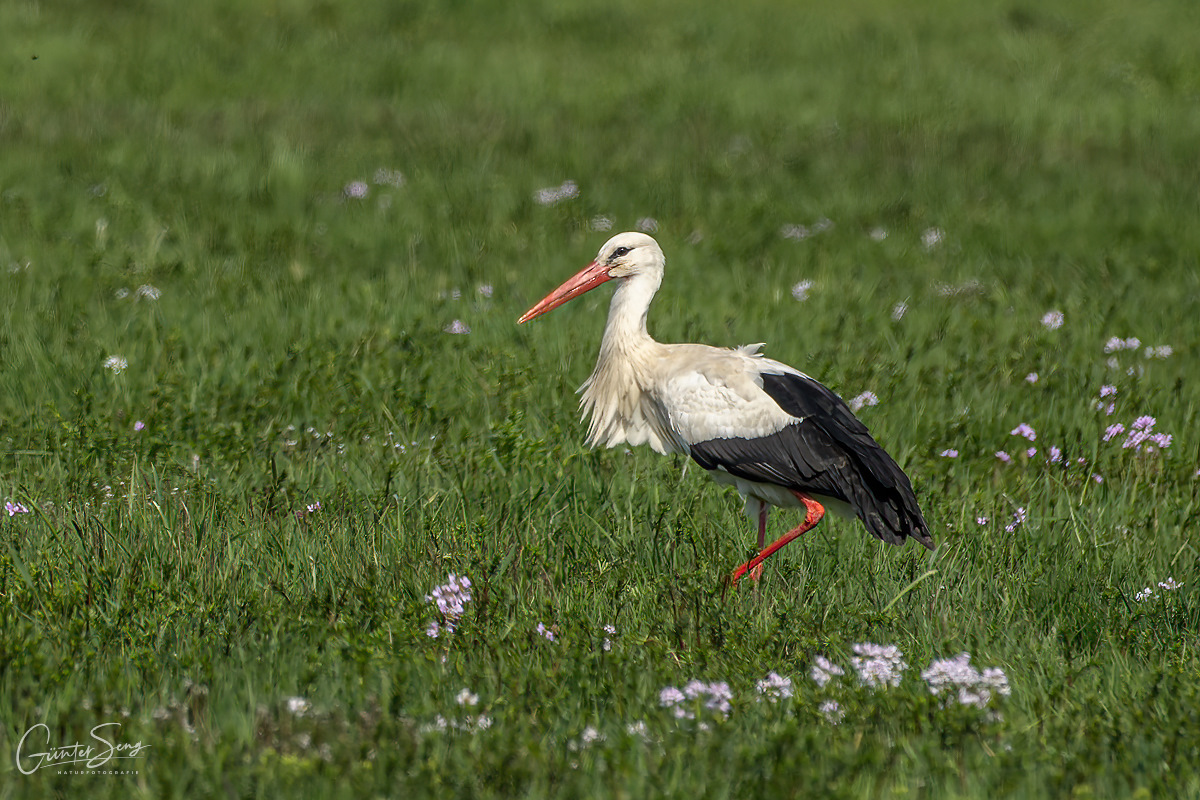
[611,246,632,259]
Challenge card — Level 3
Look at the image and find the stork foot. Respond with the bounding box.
[729,493,825,588]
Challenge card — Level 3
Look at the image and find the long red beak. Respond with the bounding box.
[517,260,613,324]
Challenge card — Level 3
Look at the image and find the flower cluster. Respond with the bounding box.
[1010,423,1037,441]
[1041,310,1064,330]
[810,655,845,688]
[849,391,879,412]
[5,501,31,516]
[791,280,814,302]
[1123,416,1172,452]
[1134,577,1182,602]
[533,180,579,206]
[1004,506,1027,534]
[1104,336,1141,353]
[849,643,907,689]
[425,574,472,638]
[819,700,844,724]
[419,688,491,734]
[535,622,556,642]
[659,680,733,719]
[920,653,1011,709]
[755,672,793,703]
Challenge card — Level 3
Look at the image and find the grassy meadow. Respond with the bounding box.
[2,0,1200,795]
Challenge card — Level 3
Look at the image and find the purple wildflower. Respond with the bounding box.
[1011,423,1037,441]
[5,501,31,516]
[755,672,794,702]
[1025,372,1039,384]
[850,643,907,689]
[940,449,959,458]
[660,681,733,718]
[791,280,814,302]
[1004,507,1027,534]
[810,655,845,688]
[1099,385,1117,398]
[921,653,1011,709]
[343,181,369,199]
[1041,310,1064,330]
[1104,336,1140,353]
[426,574,472,636]
[819,700,844,724]
[1103,424,1125,442]
[995,451,1011,463]
[848,391,878,412]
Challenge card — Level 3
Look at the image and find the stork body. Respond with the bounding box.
[518,232,933,584]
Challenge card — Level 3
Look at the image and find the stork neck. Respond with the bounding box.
[600,271,661,353]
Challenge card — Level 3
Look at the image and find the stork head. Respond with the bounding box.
[518,232,664,323]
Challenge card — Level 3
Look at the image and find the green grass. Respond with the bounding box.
[2,0,1200,796]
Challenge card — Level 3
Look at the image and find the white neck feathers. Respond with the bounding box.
[577,268,672,454]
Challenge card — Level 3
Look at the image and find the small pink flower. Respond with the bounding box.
[1041,310,1064,330]
[1011,423,1037,441]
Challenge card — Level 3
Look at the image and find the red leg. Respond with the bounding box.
[748,502,770,582]
[731,493,825,586]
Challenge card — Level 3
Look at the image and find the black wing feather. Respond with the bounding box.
[688,371,933,549]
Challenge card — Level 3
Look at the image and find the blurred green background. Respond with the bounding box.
[2,0,1198,796]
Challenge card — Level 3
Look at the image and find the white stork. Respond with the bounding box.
[518,232,933,584]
